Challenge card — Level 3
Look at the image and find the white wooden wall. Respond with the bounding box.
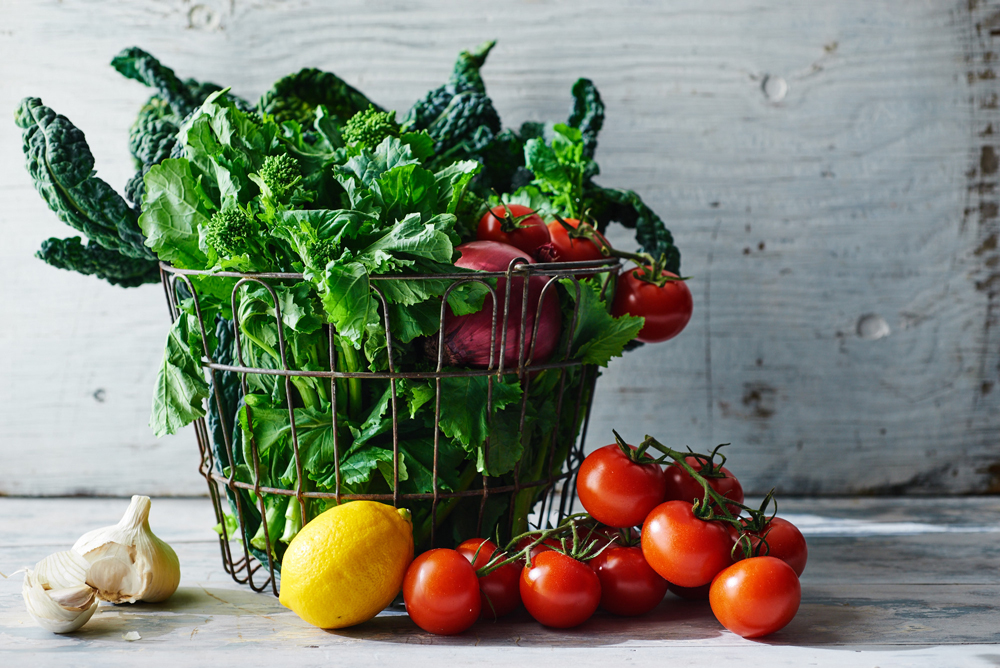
[1,0,995,496]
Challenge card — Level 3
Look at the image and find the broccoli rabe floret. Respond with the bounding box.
[258,154,301,200]
[204,206,267,260]
[342,106,400,150]
[306,238,338,270]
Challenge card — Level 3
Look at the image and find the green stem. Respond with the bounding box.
[637,433,742,526]
[338,338,363,420]
[412,462,479,547]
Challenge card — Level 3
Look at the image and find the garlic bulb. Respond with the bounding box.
[72,495,180,604]
[22,550,99,633]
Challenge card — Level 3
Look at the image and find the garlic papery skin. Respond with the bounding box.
[22,550,99,633]
[72,495,180,604]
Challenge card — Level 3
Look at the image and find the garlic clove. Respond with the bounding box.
[22,551,99,634]
[47,584,97,611]
[73,495,180,603]
[86,543,143,604]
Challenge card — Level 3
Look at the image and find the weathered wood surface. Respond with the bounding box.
[1,0,998,496]
[1,497,999,667]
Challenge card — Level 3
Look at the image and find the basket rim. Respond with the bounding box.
[158,256,622,281]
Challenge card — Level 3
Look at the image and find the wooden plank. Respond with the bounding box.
[1,0,997,496]
[1,498,998,664]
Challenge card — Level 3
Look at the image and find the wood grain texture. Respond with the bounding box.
[0,0,996,495]
[1,497,998,666]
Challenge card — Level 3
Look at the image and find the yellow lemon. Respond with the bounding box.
[279,501,413,629]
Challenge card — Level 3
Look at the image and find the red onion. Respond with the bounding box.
[428,241,562,369]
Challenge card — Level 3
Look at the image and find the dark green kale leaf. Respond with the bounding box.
[405,41,494,127]
[583,186,681,274]
[112,46,200,118]
[36,237,160,287]
[403,42,501,166]
[207,315,242,474]
[566,78,605,160]
[477,128,527,196]
[261,68,380,128]
[16,97,153,260]
[129,97,180,168]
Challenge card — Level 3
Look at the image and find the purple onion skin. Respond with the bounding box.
[433,241,562,369]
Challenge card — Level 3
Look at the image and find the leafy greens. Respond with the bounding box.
[18,43,680,555]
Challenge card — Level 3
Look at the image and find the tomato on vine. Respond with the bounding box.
[577,439,666,528]
[456,538,522,620]
[737,517,808,577]
[590,544,667,616]
[709,556,801,638]
[477,204,551,257]
[547,217,608,263]
[663,451,743,516]
[641,500,734,587]
[520,550,601,628]
[403,548,481,635]
[612,267,693,343]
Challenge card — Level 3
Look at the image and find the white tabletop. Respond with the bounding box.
[2,496,998,667]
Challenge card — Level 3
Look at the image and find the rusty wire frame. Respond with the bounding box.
[160,256,620,595]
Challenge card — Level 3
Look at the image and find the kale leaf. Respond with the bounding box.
[36,237,160,287]
[403,41,501,166]
[567,78,605,159]
[261,68,380,128]
[583,186,682,274]
[111,46,201,119]
[17,97,154,260]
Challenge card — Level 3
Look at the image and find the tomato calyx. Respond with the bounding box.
[490,197,542,233]
[681,442,732,480]
[611,429,658,465]
[475,517,615,577]
[639,434,779,560]
[732,491,781,559]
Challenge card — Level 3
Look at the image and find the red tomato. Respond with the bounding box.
[477,204,551,256]
[589,545,667,616]
[403,548,481,635]
[520,550,601,628]
[577,443,667,528]
[709,556,801,638]
[546,218,607,263]
[668,582,711,600]
[612,268,693,343]
[738,517,808,577]
[641,500,734,588]
[663,456,744,516]
[456,538,522,620]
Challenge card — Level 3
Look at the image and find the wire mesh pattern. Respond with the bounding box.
[161,256,620,595]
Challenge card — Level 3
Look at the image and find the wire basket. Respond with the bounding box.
[160,256,620,596]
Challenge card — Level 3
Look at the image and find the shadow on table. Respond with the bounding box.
[331,596,725,647]
[3,586,288,644]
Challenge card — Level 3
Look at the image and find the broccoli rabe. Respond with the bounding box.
[306,238,338,270]
[258,154,301,201]
[204,206,268,261]
[342,106,400,150]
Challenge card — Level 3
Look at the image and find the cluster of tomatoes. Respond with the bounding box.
[476,204,693,344]
[401,434,807,638]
